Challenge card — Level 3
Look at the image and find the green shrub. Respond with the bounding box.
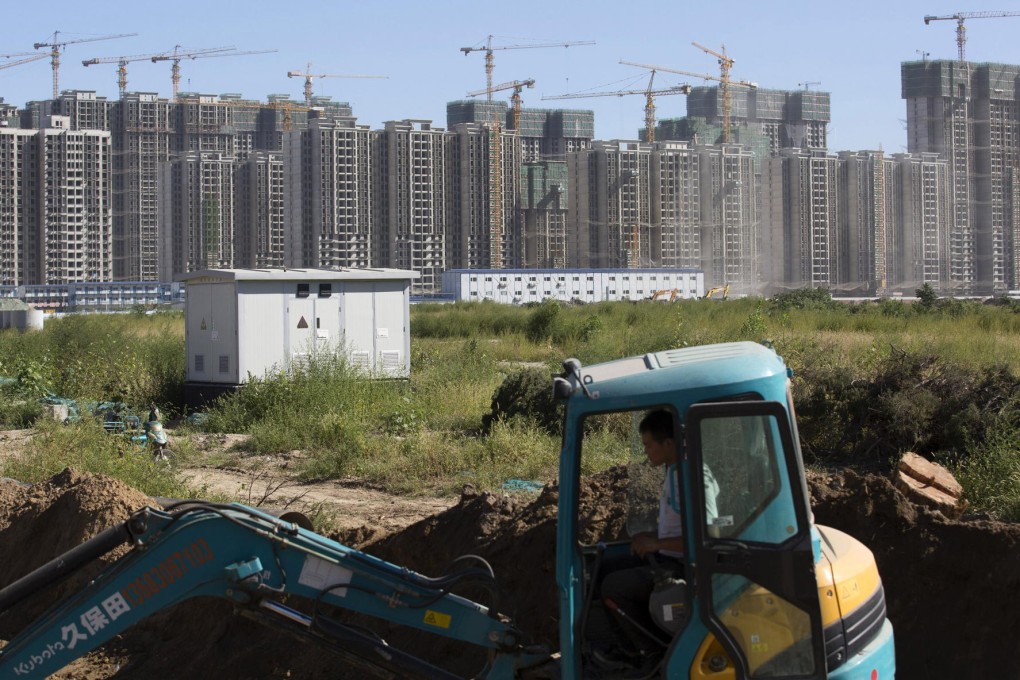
[952,431,1020,521]
[526,300,561,343]
[769,287,840,312]
[482,367,561,435]
[794,347,1020,464]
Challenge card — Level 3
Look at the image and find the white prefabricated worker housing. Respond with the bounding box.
[440,268,704,304]
[181,268,418,405]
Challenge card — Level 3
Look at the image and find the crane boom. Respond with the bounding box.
[923,10,1020,61]
[0,53,48,71]
[82,47,233,96]
[621,58,756,144]
[543,71,691,143]
[287,63,387,106]
[33,31,138,98]
[691,42,736,144]
[460,35,594,101]
[542,85,688,99]
[466,78,535,131]
[151,48,277,99]
[465,78,535,98]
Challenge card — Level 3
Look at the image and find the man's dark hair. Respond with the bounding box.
[639,409,674,442]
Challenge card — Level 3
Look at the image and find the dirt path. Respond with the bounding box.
[180,465,457,532]
[0,429,457,535]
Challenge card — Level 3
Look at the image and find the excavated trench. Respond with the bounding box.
[0,467,1017,680]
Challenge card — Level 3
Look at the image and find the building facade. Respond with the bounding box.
[903,60,1020,294]
[373,120,447,293]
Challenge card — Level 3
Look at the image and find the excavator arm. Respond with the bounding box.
[0,502,548,680]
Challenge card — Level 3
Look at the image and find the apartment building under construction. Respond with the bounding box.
[0,115,113,285]
[373,119,448,294]
[903,59,1020,294]
[568,140,755,288]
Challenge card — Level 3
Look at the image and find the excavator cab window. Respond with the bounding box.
[573,408,687,666]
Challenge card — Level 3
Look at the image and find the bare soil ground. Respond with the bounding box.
[1,429,1020,679]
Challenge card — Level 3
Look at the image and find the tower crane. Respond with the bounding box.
[287,63,387,106]
[691,42,738,144]
[0,53,48,71]
[33,31,138,98]
[466,78,535,131]
[798,81,821,90]
[923,11,1020,61]
[463,78,539,269]
[542,71,691,142]
[152,47,277,99]
[83,47,233,97]
[460,35,594,101]
[621,59,756,145]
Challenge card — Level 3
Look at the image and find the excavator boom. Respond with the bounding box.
[0,502,547,679]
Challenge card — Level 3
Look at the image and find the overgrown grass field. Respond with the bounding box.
[3,292,1020,520]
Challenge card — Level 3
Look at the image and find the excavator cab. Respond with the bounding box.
[553,342,895,679]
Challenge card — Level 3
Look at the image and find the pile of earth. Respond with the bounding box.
[0,467,1018,680]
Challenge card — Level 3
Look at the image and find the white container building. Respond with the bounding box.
[181,268,418,404]
[440,268,704,304]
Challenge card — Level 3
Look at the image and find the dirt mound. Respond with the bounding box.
[1,466,1019,679]
[808,470,1020,680]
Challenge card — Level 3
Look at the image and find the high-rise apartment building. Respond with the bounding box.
[656,87,830,153]
[520,161,568,269]
[21,91,113,132]
[161,152,237,274]
[568,140,754,287]
[698,144,758,287]
[447,101,594,161]
[1,115,112,286]
[284,116,374,269]
[763,147,951,295]
[373,120,447,294]
[38,116,112,284]
[884,152,952,293]
[762,149,840,290]
[0,99,18,128]
[650,142,701,270]
[445,122,522,269]
[113,92,173,281]
[236,151,286,269]
[903,59,1020,293]
[838,150,887,295]
[0,127,37,284]
[567,140,654,270]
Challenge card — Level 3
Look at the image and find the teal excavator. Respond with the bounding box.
[0,341,895,679]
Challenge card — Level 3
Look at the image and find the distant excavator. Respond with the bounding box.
[650,288,682,302]
[703,283,730,300]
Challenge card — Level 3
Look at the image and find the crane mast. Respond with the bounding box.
[692,42,735,144]
[923,11,1020,61]
[460,35,594,101]
[34,31,137,98]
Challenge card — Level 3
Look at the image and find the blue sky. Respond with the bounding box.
[2,1,1018,153]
